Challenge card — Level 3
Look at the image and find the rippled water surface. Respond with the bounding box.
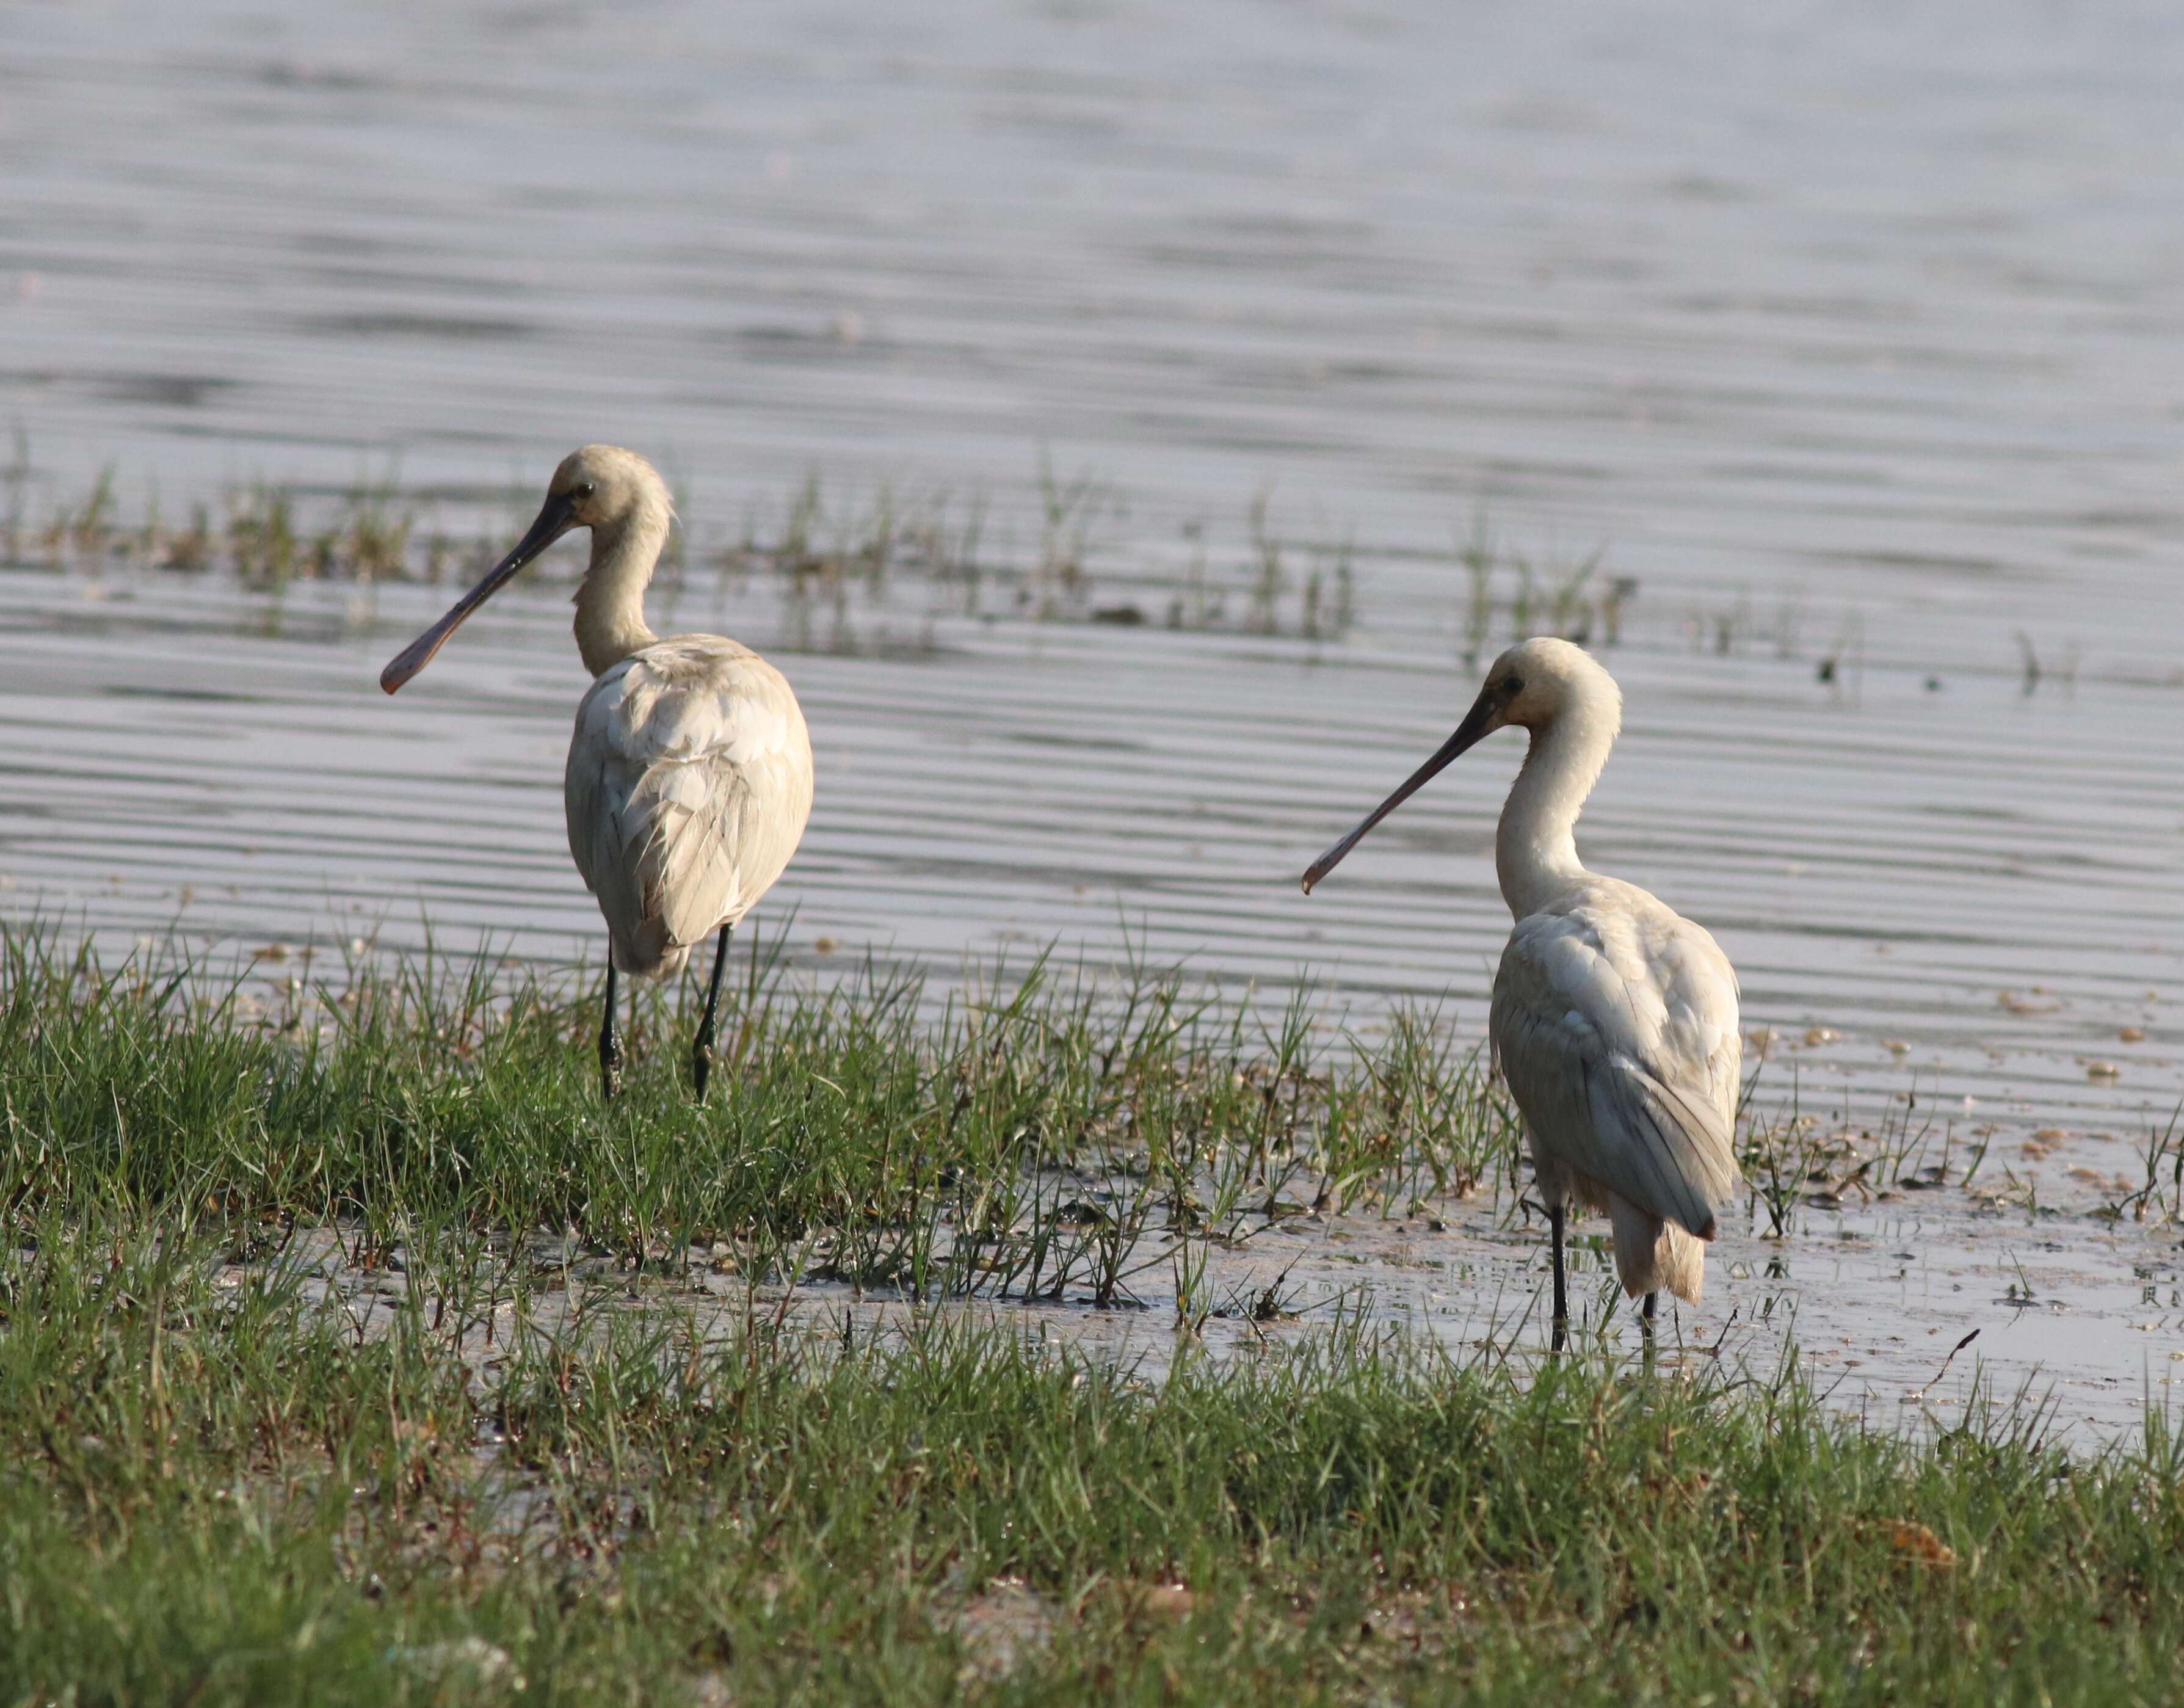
[3,1,2183,1372]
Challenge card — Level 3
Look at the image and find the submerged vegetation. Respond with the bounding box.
[1,925,2180,1701]
[2,434,1639,653]
[3,434,2115,701]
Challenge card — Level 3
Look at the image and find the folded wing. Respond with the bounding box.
[1490,882,1742,1237]
[565,637,814,975]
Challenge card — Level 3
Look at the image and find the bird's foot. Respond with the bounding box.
[691,1039,713,1104]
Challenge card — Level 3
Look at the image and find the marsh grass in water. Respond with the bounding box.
[4,441,1656,656]
[7,440,2108,693]
[1736,1061,1967,1239]
[2099,1099,2184,1227]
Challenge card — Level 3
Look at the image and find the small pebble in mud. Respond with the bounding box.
[1802,1027,1838,1047]
[2118,1027,2145,1043]
[813,936,838,954]
[1882,1039,1910,1055]
[2086,1061,2120,1082]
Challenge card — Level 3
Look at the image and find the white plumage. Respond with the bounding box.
[383,445,813,1101]
[1305,636,1741,1342]
[566,636,813,979]
[1490,876,1741,1305]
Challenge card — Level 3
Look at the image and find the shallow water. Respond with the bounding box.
[759,1157,2184,1439]
[1211,1176,2184,1440]
[3,1,2182,1406]
[281,1162,2184,1439]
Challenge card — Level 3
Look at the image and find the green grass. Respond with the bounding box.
[0,926,1511,1292]
[3,926,2182,1705]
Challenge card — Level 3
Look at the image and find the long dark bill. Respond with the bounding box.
[379,492,575,694]
[1300,684,1501,894]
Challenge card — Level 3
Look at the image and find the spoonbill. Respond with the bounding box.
[1303,638,1740,1346]
[380,445,814,1103]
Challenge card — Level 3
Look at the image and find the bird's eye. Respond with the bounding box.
[1501,674,1525,696]
[571,482,595,501]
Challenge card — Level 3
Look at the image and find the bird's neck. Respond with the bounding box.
[1495,690,1617,920]
[573,504,669,677]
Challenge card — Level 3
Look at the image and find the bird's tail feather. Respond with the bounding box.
[1608,1194,1705,1305]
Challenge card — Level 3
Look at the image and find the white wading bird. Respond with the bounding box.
[1304,638,1740,1346]
[380,445,814,1103]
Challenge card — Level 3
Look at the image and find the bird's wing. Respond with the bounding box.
[1491,886,1742,1236]
[565,639,814,959]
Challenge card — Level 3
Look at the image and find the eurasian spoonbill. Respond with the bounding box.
[1304,638,1740,1346]
[381,445,814,1102]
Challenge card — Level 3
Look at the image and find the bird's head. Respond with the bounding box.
[546,443,674,536]
[1301,636,1621,893]
[1472,636,1623,738]
[380,444,672,694]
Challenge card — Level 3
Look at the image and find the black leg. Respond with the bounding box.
[1641,1289,1658,1339]
[692,923,733,1103]
[1548,1202,1568,1353]
[598,961,623,1102]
